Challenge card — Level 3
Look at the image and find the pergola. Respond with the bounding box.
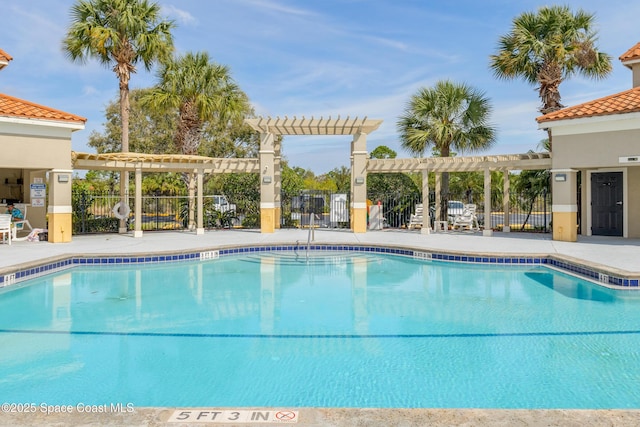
[245,116,383,233]
[245,115,552,234]
[72,151,259,237]
[368,152,552,234]
[72,118,552,237]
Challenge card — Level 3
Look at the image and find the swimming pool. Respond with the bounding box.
[1,250,640,409]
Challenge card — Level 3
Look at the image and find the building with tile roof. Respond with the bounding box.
[0,93,86,125]
[536,43,640,241]
[0,48,12,70]
[0,48,86,242]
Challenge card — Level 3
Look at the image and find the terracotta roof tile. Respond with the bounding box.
[0,93,86,124]
[536,86,640,124]
[619,42,640,66]
[0,48,12,63]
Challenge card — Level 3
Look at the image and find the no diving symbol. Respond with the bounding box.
[275,410,297,421]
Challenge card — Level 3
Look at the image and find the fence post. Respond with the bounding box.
[80,192,87,233]
[483,169,493,236]
[543,188,548,233]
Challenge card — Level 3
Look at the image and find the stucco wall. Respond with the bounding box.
[552,129,640,238]
[629,167,640,238]
[0,133,71,170]
[552,128,640,169]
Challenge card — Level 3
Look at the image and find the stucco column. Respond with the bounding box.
[421,167,431,234]
[503,170,510,232]
[483,168,493,236]
[133,167,143,238]
[578,169,587,236]
[48,169,73,243]
[196,169,204,235]
[259,132,276,233]
[350,132,368,233]
[25,170,47,230]
[551,169,578,242]
[274,138,282,229]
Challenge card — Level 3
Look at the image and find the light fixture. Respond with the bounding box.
[554,174,566,182]
[57,174,70,183]
[355,177,365,185]
[262,176,272,184]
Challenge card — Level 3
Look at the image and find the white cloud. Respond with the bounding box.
[243,0,317,17]
[82,86,100,97]
[162,4,197,25]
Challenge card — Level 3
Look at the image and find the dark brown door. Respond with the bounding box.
[591,172,623,236]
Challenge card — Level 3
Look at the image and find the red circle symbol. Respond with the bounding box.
[275,411,297,421]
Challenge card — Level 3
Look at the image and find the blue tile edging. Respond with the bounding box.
[0,244,637,290]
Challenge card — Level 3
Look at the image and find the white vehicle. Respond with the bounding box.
[213,195,236,212]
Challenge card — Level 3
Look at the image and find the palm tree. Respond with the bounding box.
[489,5,611,148]
[142,51,251,229]
[63,0,174,226]
[397,80,496,219]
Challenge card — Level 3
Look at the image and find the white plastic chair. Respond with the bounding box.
[0,213,12,245]
[452,204,479,231]
[12,203,32,237]
[408,203,423,229]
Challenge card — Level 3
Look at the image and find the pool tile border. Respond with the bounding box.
[0,243,637,290]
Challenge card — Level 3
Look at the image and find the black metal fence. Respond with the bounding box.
[72,189,551,234]
[364,190,551,232]
[72,191,260,234]
[280,190,351,229]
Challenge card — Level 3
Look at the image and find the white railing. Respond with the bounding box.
[306,213,315,259]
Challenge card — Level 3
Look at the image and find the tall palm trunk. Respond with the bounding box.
[537,62,563,151]
[178,102,201,230]
[118,71,131,231]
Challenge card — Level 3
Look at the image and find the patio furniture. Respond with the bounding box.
[0,213,12,245]
[12,203,32,237]
[408,204,423,229]
[452,204,480,231]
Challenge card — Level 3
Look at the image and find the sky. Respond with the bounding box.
[1,0,638,174]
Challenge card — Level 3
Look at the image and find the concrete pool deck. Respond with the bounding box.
[1,228,640,427]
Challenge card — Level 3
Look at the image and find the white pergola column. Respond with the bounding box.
[503,170,510,233]
[434,173,442,222]
[133,166,143,238]
[118,172,128,234]
[421,167,431,234]
[196,169,204,235]
[483,168,493,236]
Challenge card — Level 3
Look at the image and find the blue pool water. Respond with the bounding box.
[1,251,640,409]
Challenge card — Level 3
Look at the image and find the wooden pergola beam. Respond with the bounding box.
[72,152,259,173]
[367,153,552,173]
[245,116,382,136]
